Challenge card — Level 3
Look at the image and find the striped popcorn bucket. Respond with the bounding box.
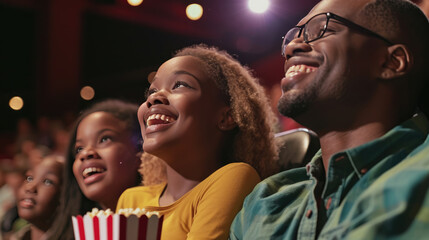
[72,213,163,240]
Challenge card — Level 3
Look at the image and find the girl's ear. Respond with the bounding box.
[379,44,413,80]
[218,107,237,131]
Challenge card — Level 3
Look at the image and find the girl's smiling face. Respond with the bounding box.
[72,112,141,209]
[17,158,63,229]
[139,56,229,174]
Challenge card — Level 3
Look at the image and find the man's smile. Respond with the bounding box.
[285,64,318,78]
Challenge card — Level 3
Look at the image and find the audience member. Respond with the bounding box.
[0,163,14,222]
[50,128,69,157]
[117,45,279,239]
[13,119,35,156]
[0,164,27,239]
[11,155,64,240]
[47,99,145,240]
[13,140,36,171]
[35,116,54,150]
[31,145,53,168]
[230,0,429,239]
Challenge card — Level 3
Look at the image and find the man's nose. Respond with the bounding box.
[283,38,312,61]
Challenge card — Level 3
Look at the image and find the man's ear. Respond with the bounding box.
[218,107,237,131]
[380,44,413,79]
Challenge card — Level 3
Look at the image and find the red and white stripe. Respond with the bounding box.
[72,214,163,240]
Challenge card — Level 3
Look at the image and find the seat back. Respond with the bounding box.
[275,128,320,171]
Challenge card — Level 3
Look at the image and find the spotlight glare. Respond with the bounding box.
[127,0,143,6]
[80,86,95,101]
[9,96,24,111]
[186,4,203,21]
[248,0,270,14]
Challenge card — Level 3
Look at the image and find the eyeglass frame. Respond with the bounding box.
[281,12,394,56]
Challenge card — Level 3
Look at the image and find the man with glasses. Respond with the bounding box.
[230,0,429,239]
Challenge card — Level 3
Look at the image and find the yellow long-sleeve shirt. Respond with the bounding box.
[116,162,260,240]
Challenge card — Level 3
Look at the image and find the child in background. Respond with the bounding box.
[0,164,27,240]
[117,45,278,239]
[0,162,14,222]
[12,155,64,240]
[48,100,153,240]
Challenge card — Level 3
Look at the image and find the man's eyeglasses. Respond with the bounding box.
[281,12,394,56]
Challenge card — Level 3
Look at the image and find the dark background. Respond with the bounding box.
[0,0,318,155]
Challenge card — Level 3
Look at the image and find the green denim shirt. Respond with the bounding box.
[230,113,429,240]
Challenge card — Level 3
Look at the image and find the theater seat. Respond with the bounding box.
[275,128,320,171]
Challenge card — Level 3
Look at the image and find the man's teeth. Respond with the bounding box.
[146,114,174,126]
[285,65,317,78]
[82,167,105,178]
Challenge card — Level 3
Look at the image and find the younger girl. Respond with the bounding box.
[14,155,64,240]
[48,99,148,240]
[117,45,278,239]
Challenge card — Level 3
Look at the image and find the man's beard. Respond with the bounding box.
[277,82,317,119]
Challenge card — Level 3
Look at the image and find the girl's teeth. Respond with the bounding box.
[146,114,175,126]
[82,167,105,178]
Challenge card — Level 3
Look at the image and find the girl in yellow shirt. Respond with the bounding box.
[117,45,278,239]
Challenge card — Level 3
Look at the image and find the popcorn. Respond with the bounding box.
[86,208,114,218]
[72,208,163,240]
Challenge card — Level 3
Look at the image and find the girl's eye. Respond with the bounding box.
[43,179,54,186]
[100,136,112,143]
[145,88,157,99]
[26,176,33,183]
[75,146,83,154]
[173,81,191,89]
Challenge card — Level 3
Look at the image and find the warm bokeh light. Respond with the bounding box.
[9,96,24,111]
[80,86,95,101]
[248,0,270,14]
[186,4,203,21]
[127,0,143,6]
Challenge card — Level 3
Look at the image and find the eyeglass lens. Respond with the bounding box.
[305,14,328,42]
[282,13,328,56]
[282,28,301,55]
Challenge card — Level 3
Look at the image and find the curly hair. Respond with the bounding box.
[171,44,279,178]
[47,99,143,240]
[140,152,167,186]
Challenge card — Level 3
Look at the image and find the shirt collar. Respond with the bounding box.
[306,113,429,179]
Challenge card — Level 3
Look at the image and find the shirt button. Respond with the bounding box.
[306,209,312,218]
